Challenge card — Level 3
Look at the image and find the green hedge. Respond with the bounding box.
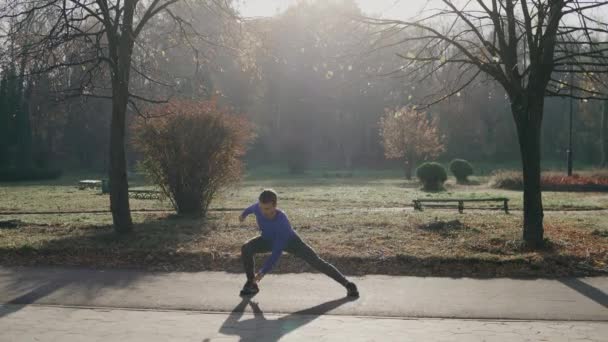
[449,159,474,183]
[416,162,447,191]
[0,168,63,182]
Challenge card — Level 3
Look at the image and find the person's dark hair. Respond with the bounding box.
[259,189,278,205]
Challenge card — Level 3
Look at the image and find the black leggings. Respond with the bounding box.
[241,235,349,287]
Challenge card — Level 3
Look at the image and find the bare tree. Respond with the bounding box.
[363,0,608,247]
[0,0,237,233]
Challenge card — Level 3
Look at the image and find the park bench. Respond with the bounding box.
[78,180,102,190]
[128,189,162,200]
[413,197,509,214]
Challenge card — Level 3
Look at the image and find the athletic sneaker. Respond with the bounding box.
[346,282,359,298]
[239,281,259,296]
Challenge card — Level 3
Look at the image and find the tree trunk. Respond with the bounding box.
[404,158,415,180]
[0,77,9,167]
[602,100,608,167]
[16,82,33,171]
[512,98,544,248]
[109,79,133,233]
[108,0,137,234]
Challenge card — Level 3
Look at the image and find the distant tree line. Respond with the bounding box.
[1,0,607,176]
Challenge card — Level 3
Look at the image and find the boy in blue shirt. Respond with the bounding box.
[239,189,359,298]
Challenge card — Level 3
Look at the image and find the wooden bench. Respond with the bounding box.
[78,180,102,190]
[128,189,162,200]
[413,198,509,214]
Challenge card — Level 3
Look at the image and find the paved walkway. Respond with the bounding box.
[0,266,607,341]
[1,266,606,320]
[1,304,607,342]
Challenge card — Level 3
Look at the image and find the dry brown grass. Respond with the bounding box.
[1,209,606,277]
[2,169,607,276]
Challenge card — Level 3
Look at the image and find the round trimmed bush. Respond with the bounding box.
[416,162,447,191]
[449,159,474,183]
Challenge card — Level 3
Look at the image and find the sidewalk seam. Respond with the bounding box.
[3,303,607,323]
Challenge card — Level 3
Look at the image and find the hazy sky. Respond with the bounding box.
[235,0,432,19]
[235,1,608,35]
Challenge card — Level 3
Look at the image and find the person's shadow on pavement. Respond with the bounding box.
[213,296,355,342]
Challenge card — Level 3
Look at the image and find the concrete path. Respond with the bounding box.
[0,266,606,321]
[1,304,607,342]
[0,266,607,341]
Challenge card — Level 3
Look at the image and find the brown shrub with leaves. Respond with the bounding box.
[379,107,444,179]
[133,99,254,216]
[490,170,608,191]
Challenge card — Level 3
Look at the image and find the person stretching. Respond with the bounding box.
[239,189,359,298]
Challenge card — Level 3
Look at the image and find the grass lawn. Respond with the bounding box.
[0,166,607,277]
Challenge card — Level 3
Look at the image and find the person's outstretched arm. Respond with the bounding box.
[259,238,287,275]
[257,213,293,276]
[240,203,257,222]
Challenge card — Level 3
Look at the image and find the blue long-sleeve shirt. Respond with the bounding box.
[241,203,297,274]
